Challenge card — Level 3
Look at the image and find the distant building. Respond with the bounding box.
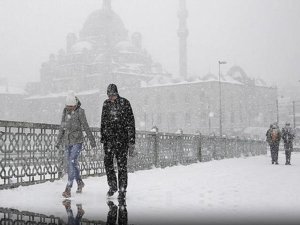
[0,78,25,121]
[124,66,277,136]
[278,85,300,129]
[17,0,277,138]
[277,96,300,129]
[25,0,170,124]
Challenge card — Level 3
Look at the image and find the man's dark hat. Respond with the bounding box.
[107,84,119,96]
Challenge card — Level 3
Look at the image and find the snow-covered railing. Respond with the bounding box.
[0,120,267,189]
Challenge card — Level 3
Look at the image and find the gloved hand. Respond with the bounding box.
[128,143,136,157]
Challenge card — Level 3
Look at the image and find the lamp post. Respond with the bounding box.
[295,80,300,128]
[218,61,227,136]
[209,111,214,134]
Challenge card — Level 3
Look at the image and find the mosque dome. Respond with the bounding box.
[80,8,128,44]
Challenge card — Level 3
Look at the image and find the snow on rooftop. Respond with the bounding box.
[144,74,245,88]
[25,89,103,100]
[255,78,268,87]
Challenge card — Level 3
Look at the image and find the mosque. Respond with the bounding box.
[23,0,277,137]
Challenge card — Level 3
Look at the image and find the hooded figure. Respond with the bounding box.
[282,122,295,165]
[266,123,281,164]
[56,91,96,198]
[100,84,135,200]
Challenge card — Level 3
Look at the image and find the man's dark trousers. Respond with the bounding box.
[284,142,293,164]
[104,142,128,191]
[270,143,279,163]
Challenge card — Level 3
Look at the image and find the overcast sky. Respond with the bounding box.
[0,0,300,88]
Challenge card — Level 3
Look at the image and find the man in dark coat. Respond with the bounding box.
[281,122,295,165]
[266,123,281,164]
[100,84,135,199]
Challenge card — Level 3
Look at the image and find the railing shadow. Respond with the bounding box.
[0,198,128,225]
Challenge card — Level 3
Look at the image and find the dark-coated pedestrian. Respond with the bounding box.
[266,123,281,164]
[282,122,295,165]
[100,84,136,200]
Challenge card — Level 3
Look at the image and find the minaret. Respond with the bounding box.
[177,0,189,79]
[103,0,112,11]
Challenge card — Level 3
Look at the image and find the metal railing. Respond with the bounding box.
[0,120,267,190]
[0,206,107,225]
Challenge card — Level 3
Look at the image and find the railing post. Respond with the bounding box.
[212,135,217,160]
[179,133,184,165]
[153,132,159,168]
[224,136,228,158]
[197,133,202,162]
[57,145,66,179]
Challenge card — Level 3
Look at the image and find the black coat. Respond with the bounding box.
[282,126,295,149]
[100,95,135,145]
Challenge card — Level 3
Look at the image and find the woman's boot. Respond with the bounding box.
[62,186,71,198]
[76,179,85,193]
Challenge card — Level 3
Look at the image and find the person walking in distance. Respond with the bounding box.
[281,122,295,165]
[266,123,281,164]
[100,84,136,199]
[56,91,96,198]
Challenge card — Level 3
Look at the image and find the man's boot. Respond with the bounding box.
[107,187,118,197]
[76,179,85,193]
[62,186,71,198]
[118,190,126,200]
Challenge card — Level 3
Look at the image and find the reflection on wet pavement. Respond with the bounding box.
[62,199,85,225]
[0,198,128,225]
[106,199,128,225]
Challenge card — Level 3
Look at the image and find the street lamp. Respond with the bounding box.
[208,111,214,134]
[218,60,227,136]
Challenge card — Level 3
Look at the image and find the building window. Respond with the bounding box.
[156,95,161,105]
[199,90,205,99]
[239,102,243,122]
[169,93,176,104]
[144,95,149,105]
[185,93,190,103]
[201,112,207,121]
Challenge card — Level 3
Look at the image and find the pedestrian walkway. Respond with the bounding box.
[0,151,299,225]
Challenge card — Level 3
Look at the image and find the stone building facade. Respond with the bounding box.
[124,67,277,136]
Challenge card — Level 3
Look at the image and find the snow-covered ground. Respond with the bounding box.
[1,151,300,225]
